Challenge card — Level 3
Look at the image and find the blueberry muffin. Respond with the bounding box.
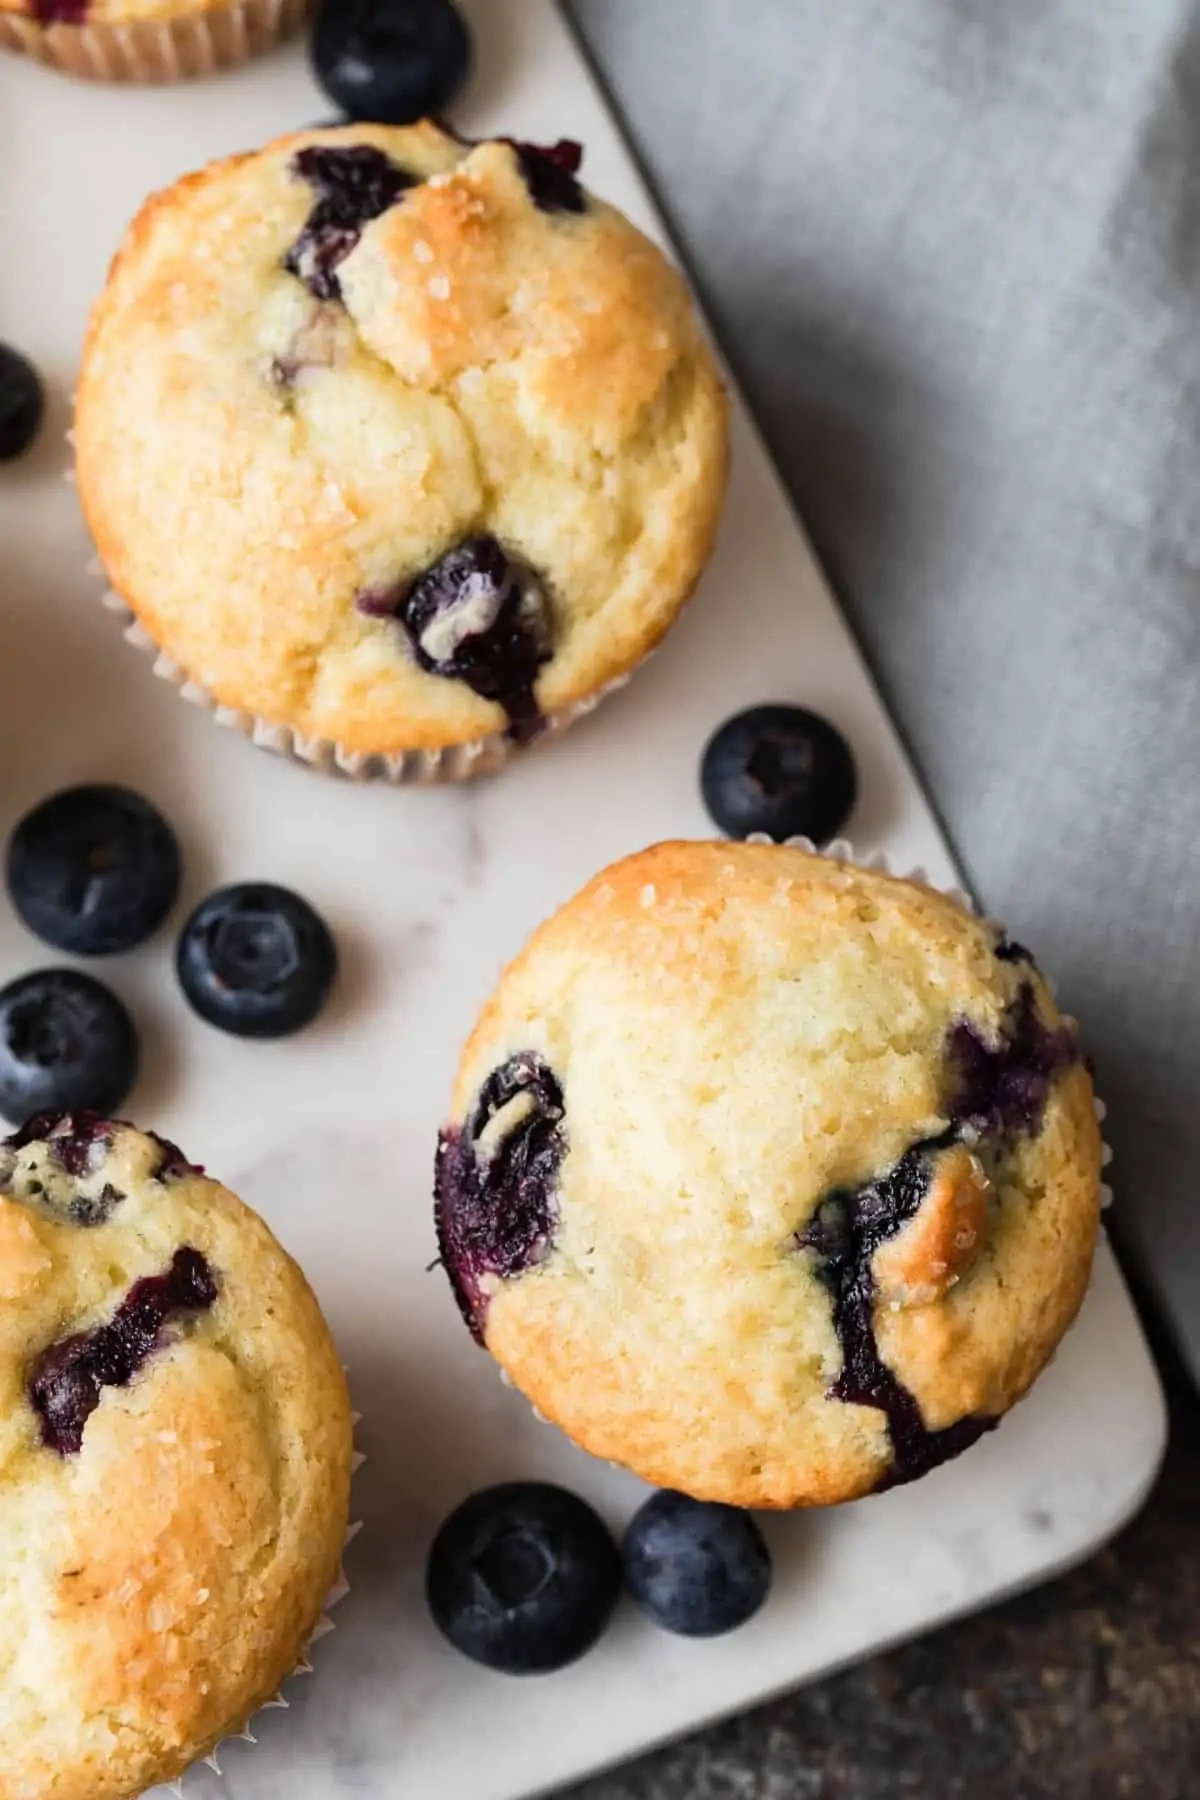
[75,124,729,778]
[435,842,1102,1508]
[0,0,308,83]
[0,1111,352,1799]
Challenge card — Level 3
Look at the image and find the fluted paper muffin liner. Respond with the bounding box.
[500,834,1114,1436]
[143,1399,364,1797]
[0,0,308,83]
[98,586,636,785]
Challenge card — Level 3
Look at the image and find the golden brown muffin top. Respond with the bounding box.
[76,124,728,756]
[0,1113,352,1800]
[437,842,1102,1507]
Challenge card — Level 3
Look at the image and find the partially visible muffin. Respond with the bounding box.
[76,123,729,775]
[0,0,308,83]
[0,1111,352,1800]
[435,842,1102,1508]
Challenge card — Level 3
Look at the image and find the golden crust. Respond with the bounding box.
[447,841,1102,1508]
[0,1123,352,1800]
[75,123,729,755]
[872,1142,989,1307]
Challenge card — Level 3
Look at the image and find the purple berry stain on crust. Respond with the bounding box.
[5,1110,202,1187]
[946,983,1078,1137]
[358,535,552,744]
[29,1248,217,1455]
[798,981,1080,1487]
[799,1142,997,1489]
[147,1131,205,1182]
[285,145,418,302]
[506,139,585,214]
[994,933,1038,970]
[7,1109,115,1178]
[33,0,88,18]
[435,1054,565,1339]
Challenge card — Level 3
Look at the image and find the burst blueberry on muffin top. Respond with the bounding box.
[75,122,728,768]
[435,841,1102,1508]
[0,1112,352,1800]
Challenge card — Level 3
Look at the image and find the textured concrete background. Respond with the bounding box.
[558,3,1200,1793]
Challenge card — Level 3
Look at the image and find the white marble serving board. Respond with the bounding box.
[0,4,1168,1797]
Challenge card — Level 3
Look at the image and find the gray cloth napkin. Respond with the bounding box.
[571,0,1200,1363]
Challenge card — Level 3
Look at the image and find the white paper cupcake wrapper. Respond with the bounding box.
[99,587,633,785]
[141,1397,364,1797]
[0,0,308,82]
[503,833,1114,1435]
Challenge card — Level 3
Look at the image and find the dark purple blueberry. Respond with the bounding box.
[794,984,1080,1486]
[3,1112,123,1225]
[426,1483,620,1673]
[0,342,46,463]
[701,704,858,844]
[506,139,586,214]
[7,785,182,957]
[311,0,472,126]
[33,0,88,16]
[798,1140,996,1489]
[7,1108,116,1178]
[147,1130,204,1182]
[435,1053,565,1338]
[621,1492,772,1637]
[946,984,1078,1137]
[285,144,418,301]
[362,535,551,743]
[6,1111,199,1184]
[29,1247,217,1455]
[994,933,1038,969]
[0,971,138,1126]
[176,883,337,1040]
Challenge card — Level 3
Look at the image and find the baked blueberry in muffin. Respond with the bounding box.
[76,122,729,777]
[436,1051,566,1335]
[435,841,1102,1507]
[0,1112,352,1799]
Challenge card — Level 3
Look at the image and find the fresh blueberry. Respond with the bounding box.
[700,704,858,844]
[176,883,337,1039]
[285,144,418,301]
[29,1246,217,1455]
[7,785,182,957]
[0,970,138,1125]
[621,1491,772,1637]
[0,343,46,463]
[426,1482,621,1673]
[311,0,473,127]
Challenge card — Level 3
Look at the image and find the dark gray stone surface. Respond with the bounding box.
[556,1311,1198,1800]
